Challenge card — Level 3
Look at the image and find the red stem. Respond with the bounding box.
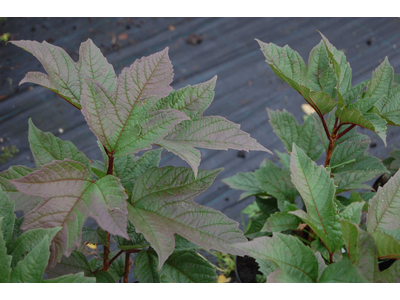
[336,124,356,140]
[124,251,131,283]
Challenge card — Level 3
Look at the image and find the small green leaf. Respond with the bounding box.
[94,270,116,283]
[8,227,61,268]
[255,159,299,207]
[45,250,92,279]
[256,39,308,92]
[81,227,110,247]
[309,91,337,115]
[318,259,368,283]
[28,119,90,169]
[10,235,51,283]
[307,40,338,98]
[222,172,264,201]
[340,202,365,224]
[366,57,394,99]
[268,109,324,161]
[0,166,41,213]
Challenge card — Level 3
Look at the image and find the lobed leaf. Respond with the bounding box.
[158,116,270,176]
[127,166,247,269]
[222,172,264,201]
[10,39,116,108]
[11,160,128,266]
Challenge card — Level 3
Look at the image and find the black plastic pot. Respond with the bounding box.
[235,255,263,283]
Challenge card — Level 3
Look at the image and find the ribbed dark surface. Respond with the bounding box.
[1,17,400,227]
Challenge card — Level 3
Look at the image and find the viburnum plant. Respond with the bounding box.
[224,33,400,282]
[0,39,270,283]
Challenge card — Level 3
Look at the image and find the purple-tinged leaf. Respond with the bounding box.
[158,116,270,176]
[10,39,117,108]
[127,166,247,269]
[367,169,400,233]
[80,48,190,156]
[11,160,128,266]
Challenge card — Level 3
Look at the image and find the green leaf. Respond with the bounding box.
[222,172,264,201]
[256,39,308,92]
[307,40,338,98]
[152,76,217,120]
[113,149,162,194]
[114,219,149,250]
[366,57,394,99]
[255,159,299,207]
[340,202,365,224]
[45,250,92,279]
[81,227,110,247]
[367,169,400,233]
[108,249,125,281]
[309,91,337,115]
[335,106,387,146]
[289,144,341,254]
[0,218,12,283]
[234,233,319,283]
[44,272,95,283]
[10,39,117,108]
[341,79,370,106]
[12,217,24,242]
[8,227,61,268]
[340,220,377,282]
[135,248,217,283]
[318,259,368,283]
[0,166,41,213]
[10,235,51,283]
[375,259,400,283]
[371,231,400,259]
[376,84,400,125]
[318,32,352,95]
[80,48,190,157]
[134,249,161,283]
[315,252,327,281]
[158,116,270,176]
[0,187,15,246]
[28,119,90,169]
[262,210,300,232]
[94,270,116,283]
[126,166,247,269]
[254,257,277,278]
[268,109,324,161]
[11,160,128,266]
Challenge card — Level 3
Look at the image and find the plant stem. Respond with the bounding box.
[329,252,333,264]
[102,233,111,271]
[102,146,114,272]
[324,139,336,168]
[124,251,131,283]
[109,249,124,266]
[336,124,356,140]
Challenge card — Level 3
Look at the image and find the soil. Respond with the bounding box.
[235,255,263,283]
